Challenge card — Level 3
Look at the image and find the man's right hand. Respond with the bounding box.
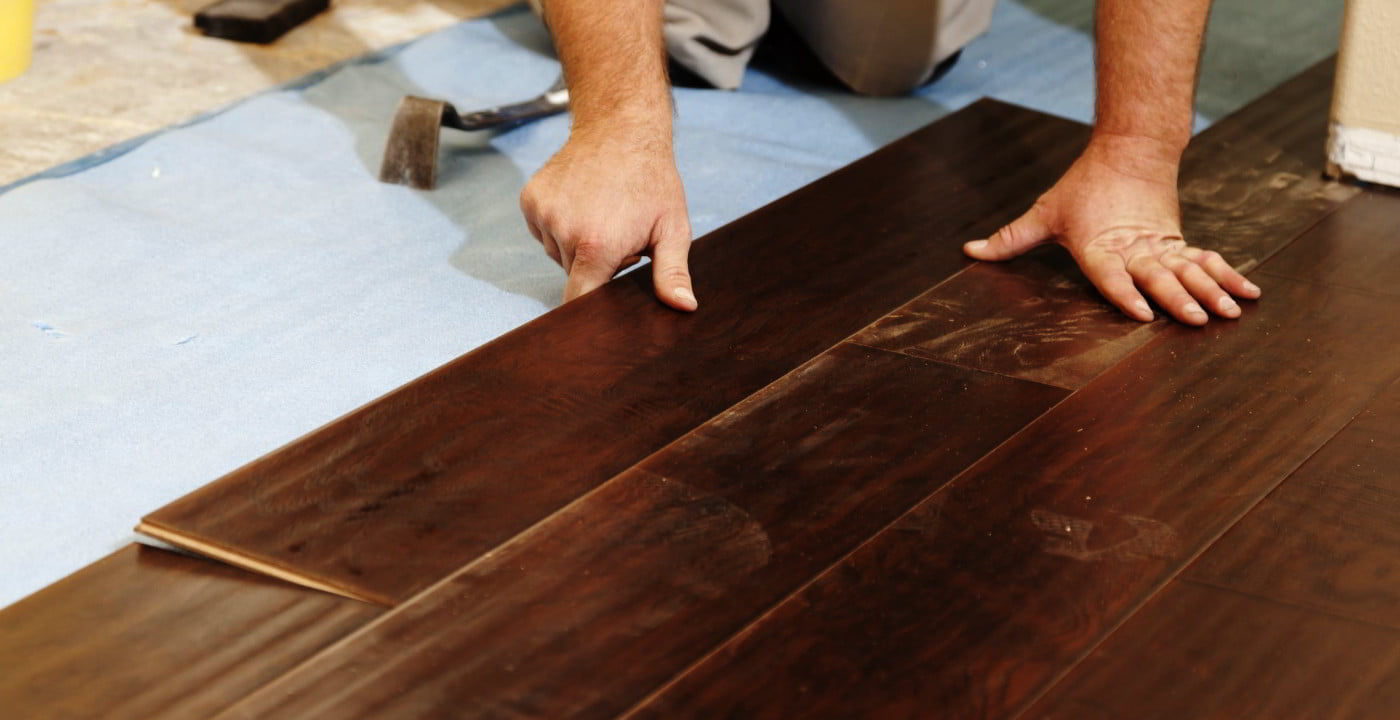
[520,128,697,311]
[525,0,694,309]
[520,129,694,310]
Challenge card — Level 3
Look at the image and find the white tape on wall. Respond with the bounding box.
[1329,122,1400,188]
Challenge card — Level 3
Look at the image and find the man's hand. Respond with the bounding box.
[525,0,694,310]
[964,135,1259,325]
[520,128,696,310]
[966,0,1249,325]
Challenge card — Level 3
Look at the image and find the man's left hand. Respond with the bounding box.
[963,134,1260,325]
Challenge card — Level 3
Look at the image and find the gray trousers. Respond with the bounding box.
[665,0,998,94]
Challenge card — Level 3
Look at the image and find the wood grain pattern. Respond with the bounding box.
[140,99,1090,605]
[211,343,1065,719]
[850,249,1157,389]
[1251,189,1400,296]
[852,57,1358,390]
[628,273,1400,720]
[1177,57,1357,271]
[0,544,380,720]
[1185,375,1400,630]
[1024,581,1400,720]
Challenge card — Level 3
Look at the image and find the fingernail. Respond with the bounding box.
[1133,300,1153,319]
[1218,296,1238,313]
[1243,280,1261,294]
[966,240,989,251]
[1185,302,1206,318]
[674,286,696,306]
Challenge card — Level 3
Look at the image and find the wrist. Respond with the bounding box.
[1084,131,1184,185]
[566,76,673,142]
[568,112,674,154]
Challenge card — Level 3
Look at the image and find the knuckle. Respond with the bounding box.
[1159,235,1188,252]
[1158,254,1187,271]
[1147,267,1176,285]
[995,223,1026,248]
[657,265,691,284]
[1124,253,1155,275]
[570,237,610,266]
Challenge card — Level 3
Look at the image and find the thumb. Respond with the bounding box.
[965,202,1053,261]
[650,218,697,312]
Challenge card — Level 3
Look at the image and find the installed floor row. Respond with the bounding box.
[4,58,1394,720]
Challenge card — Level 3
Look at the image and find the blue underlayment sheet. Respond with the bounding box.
[0,0,1341,607]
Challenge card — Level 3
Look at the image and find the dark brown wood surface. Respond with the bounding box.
[1023,581,1400,720]
[0,544,380,720]
[851,57,1357,390]
[1252,188,1400,295]
[1185,375,1400,630]
[210,343,1065,719]
[850,249,1159,389]
[1176,58,1355,271]
[141,99,1090,606]
[5,60,1381,720]
[627,267,1400,719]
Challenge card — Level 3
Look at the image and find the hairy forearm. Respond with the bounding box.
[540,0,673,143]
[1094,0,1212,161]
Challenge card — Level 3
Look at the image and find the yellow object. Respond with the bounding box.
[0,0,37,83]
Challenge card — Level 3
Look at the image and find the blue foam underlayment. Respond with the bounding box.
[0,0,1341,607]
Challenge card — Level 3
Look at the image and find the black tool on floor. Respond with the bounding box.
[194,0,329,44]
[378,75,570,190]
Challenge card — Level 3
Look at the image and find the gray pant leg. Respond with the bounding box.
[773,0,998,95]
[664,0,771,90]
[534,0,995,95]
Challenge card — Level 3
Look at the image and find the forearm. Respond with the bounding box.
[539,0,673,144]
[968,0,1255,326]
[1094,0,1212,167]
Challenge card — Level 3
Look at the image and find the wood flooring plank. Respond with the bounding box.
[1185,376,1400,630]
[1249,189,1400,296]
[0,544,381,720]
[1023,581,1400,720]
[625,272,1400,720]
[852,57,1358,390]
[139,99,1090,606]
[849,249,1158,389]
[1177,57,1356,272]
[209,343,1066,719]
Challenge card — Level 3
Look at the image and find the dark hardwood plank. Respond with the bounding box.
[1251,189,1400,296]
[1177,57,1357,272]
[627,273,1400,720]
[1024,581,1400,720]
[852,57,1358,390]
[0,544,380,720]
[849,249,1157,389]
[1185,376,1400,630]
[207,343,1065,719]
[140,99,1089,605]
